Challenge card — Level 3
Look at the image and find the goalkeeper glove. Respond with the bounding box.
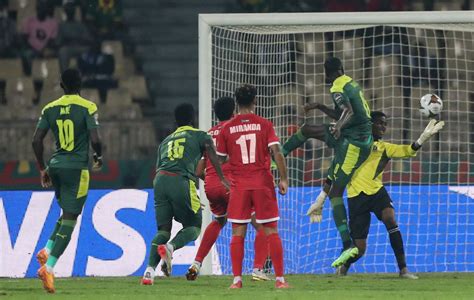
[306,190,327,223]
[92,153,103,171]
[416,119,445,146]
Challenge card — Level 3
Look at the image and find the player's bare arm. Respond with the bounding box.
[203,139,230,190]
[270,144,288,195]
[32,127,52,188]
[90,128,103,172]
[195,158,206,180]
[331,101,354,139]
[304,103,340,120]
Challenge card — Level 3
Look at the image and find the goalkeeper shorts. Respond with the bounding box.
[348,187,394,239]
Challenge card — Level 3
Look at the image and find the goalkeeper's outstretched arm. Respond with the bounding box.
[414,119,445,148]
[385,119,445,158]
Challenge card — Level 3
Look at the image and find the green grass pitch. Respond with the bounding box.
[1,273,474,299]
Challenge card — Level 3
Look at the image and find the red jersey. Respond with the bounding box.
[216,113,280,190]
[204,121,232,187]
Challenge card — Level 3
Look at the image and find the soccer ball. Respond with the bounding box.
[419,94,443,118]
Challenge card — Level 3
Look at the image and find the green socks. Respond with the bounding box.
[330,197,352,249]
[47,219,77,270]
[45,218,62,254]
[169,226,201,251]
[282,129,308,156]
[147,231,171,268]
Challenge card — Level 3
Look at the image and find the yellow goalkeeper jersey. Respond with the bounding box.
[346,140,417,198]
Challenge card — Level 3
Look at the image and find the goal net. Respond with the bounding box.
[198,12,474,275]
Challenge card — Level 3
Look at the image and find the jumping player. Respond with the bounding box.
[282,57,373,267]
[141,103,229,285]
[217,84,289,289]
[186,96,271,282]
[32,69,103,293]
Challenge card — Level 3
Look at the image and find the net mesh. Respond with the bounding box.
[207,23,474,274]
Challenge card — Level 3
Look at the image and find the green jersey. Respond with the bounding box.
[37,95,99,169]
[156,125,212,181]
[330,74,372,141]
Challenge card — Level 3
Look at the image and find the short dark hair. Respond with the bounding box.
[214,96,235,121]
[235,84,256,106]
[371,111,386,121]
[324,57,344,74]
[174,103,195,126]
[61,68,82,93]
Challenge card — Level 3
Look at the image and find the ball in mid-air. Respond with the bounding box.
[419,94,443,118]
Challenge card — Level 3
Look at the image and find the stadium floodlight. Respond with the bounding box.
[199,11,474,275]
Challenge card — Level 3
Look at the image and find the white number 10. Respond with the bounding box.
[236,133,256,164]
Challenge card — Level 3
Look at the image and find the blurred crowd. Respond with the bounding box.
[0,0,126,103]
[235,0,472,13]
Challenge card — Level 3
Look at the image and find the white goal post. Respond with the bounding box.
[198,11,474,275]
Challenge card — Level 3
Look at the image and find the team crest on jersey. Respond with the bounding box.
[334,93,344,105]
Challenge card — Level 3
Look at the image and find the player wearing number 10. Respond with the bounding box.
[32,69,103,293]
[282,57,373,267]
[141,104,229,285]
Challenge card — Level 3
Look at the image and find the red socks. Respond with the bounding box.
[194,220,224,263]
[253,229,267,269]
[230,235,245,276]
[267,233,284,277]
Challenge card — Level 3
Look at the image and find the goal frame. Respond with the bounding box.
[197,10,473,275]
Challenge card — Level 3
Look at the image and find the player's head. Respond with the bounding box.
[371,111,387,140]
[214,96,235,122]
[324,57,344,83]
[235,84,257,108]
[174,103,195,127]
[60,68,82,94]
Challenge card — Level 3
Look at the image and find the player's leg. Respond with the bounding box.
[167,178,202,251]
[37,218,62,266]
[327,156,352,251]
[329,139,372,267]
[375,189,418,279]
[281,124,327,156]
[253,188,289,288]
[39,168,89,293]
[227,189,252,288]
[160,177,202,277]
[187,185,229,280]
[229,223,248,288]
[186,216,226,280]
[142,175,173,283]
[37,169,63,266]
[337,239,367,275]
[337,194,371,274]
[250,216,271,281]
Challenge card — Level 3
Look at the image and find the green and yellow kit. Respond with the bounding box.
[326,74,373,186]
[37,94,99,214]
[154,125,213,228]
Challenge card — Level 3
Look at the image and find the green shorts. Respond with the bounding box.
[324,125,373,187]
[48,167,90,215]
[153,173,202,228]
